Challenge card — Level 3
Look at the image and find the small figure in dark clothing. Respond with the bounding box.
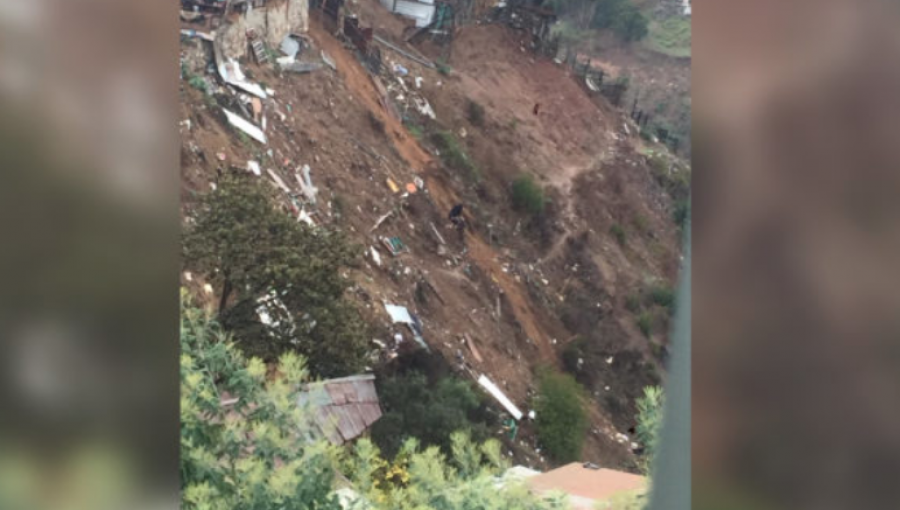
[449,203,464,221]
[449,203,466,242]
[533,103,541,116]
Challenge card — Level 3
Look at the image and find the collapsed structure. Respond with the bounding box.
[181,0,309,59]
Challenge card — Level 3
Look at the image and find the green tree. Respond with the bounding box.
[181,298,561,510]
[182,172,368,377]
[534,369,589,463]
[180,295,343,510]
[370,372,489,459]
[591,0,648,42]
[635,385,665,475]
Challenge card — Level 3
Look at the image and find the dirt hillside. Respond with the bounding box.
[180,2,685,472]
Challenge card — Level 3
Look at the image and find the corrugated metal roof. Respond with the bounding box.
[299,374,383,445]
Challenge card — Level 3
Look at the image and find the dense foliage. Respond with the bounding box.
[182,173,368,377]
[346,434,569,510]
[635,385,665,474]
[180,296,343,510]
[181,300,563,510]
[371,371,490,459]
[591,0,649,42]
[534,370,588,463]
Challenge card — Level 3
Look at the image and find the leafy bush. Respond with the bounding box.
[648,153,691,202]
[180,298,341,509]
[371,371,489,459]
[649,284,675,311]
[511,175,546,216]
[591,0,648,42]
[432,130,479,181]
[646,16,692,58]
[637,311,653,337]
[466,100,486,127]
[635,385,665,474]
[188,75,208,93]
[610,223,627,245]
[181,300,558,510]
[535,369,588,463]
[436,59,452,76]
[406,122,424,139]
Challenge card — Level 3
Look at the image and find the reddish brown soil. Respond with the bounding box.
[180,5,684,473]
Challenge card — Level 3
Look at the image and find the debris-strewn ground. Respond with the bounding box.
[180,1,686,473]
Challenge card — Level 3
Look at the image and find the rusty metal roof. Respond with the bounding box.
[299,374,383,445]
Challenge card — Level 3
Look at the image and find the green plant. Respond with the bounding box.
[235,129,252,149]
[405,122,424,139]
[370,371,488,459]
[436,59,452,76]
[188,75,208,93]
[534,369,588,463]
[180,298,343,510]
[181,300,556,510]
[610,223,627,245]
[511,175,546,216]
[648,284,675,312]
[591,0,648,42]
[182,173,368,377]
[431,130,479,181]
[466,100,486,127]
[635,385,665,474]
[347,432,560,510]
[637,310,652,337]
[648,153,691,202]
[645,15,692,58]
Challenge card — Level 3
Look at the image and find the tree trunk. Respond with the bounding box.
[219,279,233,316]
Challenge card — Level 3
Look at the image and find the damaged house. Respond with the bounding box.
[181,0,309,60]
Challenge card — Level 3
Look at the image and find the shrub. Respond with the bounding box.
[370,371,489,459]
[466,100,486,127]
[591,0,648,42]
[649,284,675,312]
[535,369,588,463]
[511,175,546,216]
[648,153,691,202]
[406,123,424,139]
[610,223,627,245]
[436,59,452,76]
[637,311,653,337]
[432,131,479,181]
[188,75,208,93]
[635,385,665,474]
